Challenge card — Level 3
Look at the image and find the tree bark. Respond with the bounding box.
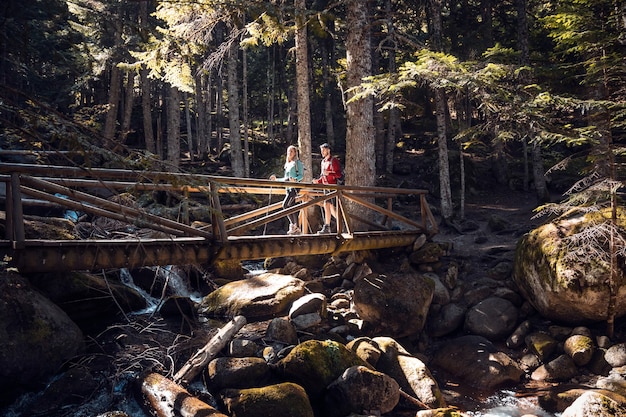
[345,0,375,226]
[227,39,244,177]
[142,373,229,417]
[295,0,312,181]
[242,47,250,177]
[428,0,454,221]
[195,74,208,157]
[119,71,135,145]
[139,2,155,154]
[173,315,247,385]
[166,85,181,169]
[103,17,123,142]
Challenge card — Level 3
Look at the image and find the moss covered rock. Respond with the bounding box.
[221,382,313,417]
[198,272,305,319]
[513,208,626,323]
[274,339,371,399]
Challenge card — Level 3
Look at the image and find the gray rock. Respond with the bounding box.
[265,317,299,345]
[353,272,434,338]
[531,354,578,382]
[432,335,523,390]
[324,365,400,417]
[561,390,626,417]
[197,273,305,318]
[428,303,466,338]
[606,343,626,367]
[464,297,518,341]
[207,357,271,390]
[0,272,85,392]
[289,293,327,319]
[374,336,446,408]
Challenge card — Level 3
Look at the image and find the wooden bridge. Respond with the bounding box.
[0,163,438,273]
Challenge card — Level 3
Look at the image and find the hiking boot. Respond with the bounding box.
[317,224,332,234]
[287,224,301,235]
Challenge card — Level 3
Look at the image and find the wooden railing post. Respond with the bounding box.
[210,181,227,242]
[10,173,25,249]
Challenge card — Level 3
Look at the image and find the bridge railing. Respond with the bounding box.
[0,163,438,249]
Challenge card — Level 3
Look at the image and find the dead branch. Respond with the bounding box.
[173,315,246,385]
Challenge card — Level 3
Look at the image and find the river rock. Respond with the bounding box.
[531,354,578,382]
[0,271,85,396]
[207,357,271,390]
[352,272,434,338]
[373,336,446,408]
[197,273,305,319]
[221,382,314,417]
[323,365,400,416]
[428,302,466,337]
[464,297,518,341]
[273,339,370,400]
[605,342,626,367]
[561,390,626,417]
[29,271,147,333]
[346,337,382,368]
[564,334,594,366]
[265,317,299,345]
[596,371,626,397]
[431,335,523,390]
[423,272,450,305]
[513,209,626,323]
[525,332,558,362]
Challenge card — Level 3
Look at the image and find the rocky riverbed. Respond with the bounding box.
[1,185,626,417]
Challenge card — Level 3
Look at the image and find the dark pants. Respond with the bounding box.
[283,188,299,225]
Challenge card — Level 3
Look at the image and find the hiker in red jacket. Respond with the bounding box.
[312,143,342,234]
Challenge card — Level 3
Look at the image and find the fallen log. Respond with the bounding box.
[141,372,228,417]
[173,315,247,385]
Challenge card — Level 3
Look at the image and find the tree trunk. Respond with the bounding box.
[119,71,135,145]
[195,73,208,158]
[429,0,454,221]
[531,142,550,203]
[138,2,155,155]
[140,68,155,154]
[242,47,250,177]
[227,40,244,177]
[321,37,336,149]
[385,0,399,175]
[166,85,181,170]
[295,0,312,181]
[103,18,123,142]
[345,0,375,227]
[184,92,194,161]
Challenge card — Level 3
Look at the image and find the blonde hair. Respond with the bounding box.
[286,145,299,163]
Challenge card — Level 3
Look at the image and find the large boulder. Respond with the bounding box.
[28,271,147,333]
[198,273,305,319]
[431,335,523,390]
[513,209,626,323]
[0,271,85,401]
[352,272,434,338]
